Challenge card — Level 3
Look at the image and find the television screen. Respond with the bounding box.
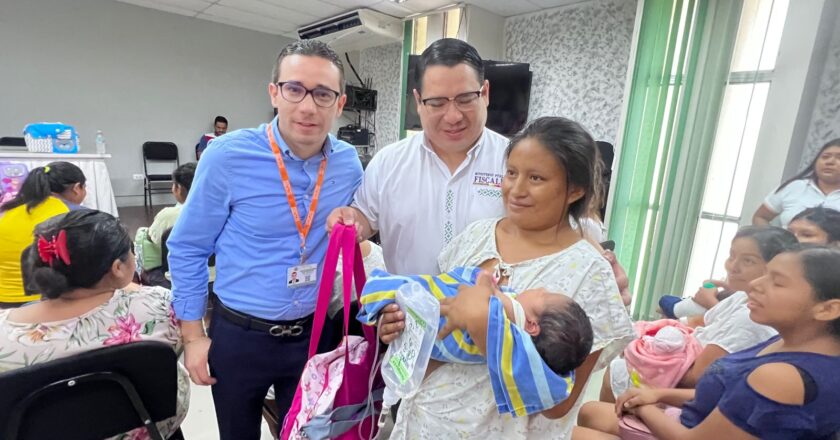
[404,56,532,136]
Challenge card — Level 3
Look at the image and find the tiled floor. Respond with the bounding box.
[181,381,275,439]
[117,204,606,439]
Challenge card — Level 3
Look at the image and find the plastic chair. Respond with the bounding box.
[0,341,184,440]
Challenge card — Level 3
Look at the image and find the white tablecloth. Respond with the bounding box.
[0,152,119,217]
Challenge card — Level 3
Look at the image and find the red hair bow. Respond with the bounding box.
[37,230,71,266]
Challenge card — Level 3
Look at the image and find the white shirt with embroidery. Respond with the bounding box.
[388,217,635,440]
[352,128,508,275]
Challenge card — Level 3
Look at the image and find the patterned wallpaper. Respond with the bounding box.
[504,0,637,144]
[801,9,840,168]
[359,42,403,151]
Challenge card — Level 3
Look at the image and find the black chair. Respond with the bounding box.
[0,136,26,147]
[143,141,179,211]
[0,341,184,440]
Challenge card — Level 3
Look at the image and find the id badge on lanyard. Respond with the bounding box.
[267,126,327,289]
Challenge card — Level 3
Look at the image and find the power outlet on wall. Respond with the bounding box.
[132,174,145,181]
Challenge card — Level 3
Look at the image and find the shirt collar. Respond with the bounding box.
[805,179,840,196]
[268,116,335,161]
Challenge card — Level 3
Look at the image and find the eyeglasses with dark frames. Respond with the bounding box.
[276,81,341,108]
[419,87,484,112]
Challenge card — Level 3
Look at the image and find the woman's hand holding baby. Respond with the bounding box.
[437,272,496,354]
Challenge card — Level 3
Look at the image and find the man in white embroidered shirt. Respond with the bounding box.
[327,38,507,275]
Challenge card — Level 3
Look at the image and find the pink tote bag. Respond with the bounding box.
[280,224,382,440]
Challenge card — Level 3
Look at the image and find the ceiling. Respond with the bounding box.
[114,0,585,37]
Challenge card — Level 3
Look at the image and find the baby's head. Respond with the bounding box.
[514,289,594,375]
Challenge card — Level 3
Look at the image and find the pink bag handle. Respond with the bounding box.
[308,224,374,359]
[340,225,375,345]
[308,224,344,358]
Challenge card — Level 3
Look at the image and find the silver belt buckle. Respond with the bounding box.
[269,324,304,337]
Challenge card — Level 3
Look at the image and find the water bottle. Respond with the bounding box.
[95,130,107,154]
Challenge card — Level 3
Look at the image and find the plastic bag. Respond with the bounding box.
[380,280,439,406]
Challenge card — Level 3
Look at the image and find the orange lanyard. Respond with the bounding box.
[267,126,328,262]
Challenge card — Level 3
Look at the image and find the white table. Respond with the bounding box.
[0,152,119,217]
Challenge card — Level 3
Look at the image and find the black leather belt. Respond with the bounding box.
[216,302,312,337]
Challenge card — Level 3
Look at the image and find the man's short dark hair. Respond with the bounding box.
[214,116,228,125]
[533,299,594,375]
[415,38,484,93]
[272,40,345,92]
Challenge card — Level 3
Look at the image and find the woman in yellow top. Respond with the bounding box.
[0,162,86,308]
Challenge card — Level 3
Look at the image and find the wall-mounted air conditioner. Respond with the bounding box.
[297,9,402,51]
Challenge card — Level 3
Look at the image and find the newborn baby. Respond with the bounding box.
[357,266,594,416]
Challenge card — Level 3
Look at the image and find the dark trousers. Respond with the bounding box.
[207,306,338,440]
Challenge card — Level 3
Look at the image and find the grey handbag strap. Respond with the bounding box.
[301,387,384,439]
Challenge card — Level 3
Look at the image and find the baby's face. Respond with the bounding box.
[515,288,571,322]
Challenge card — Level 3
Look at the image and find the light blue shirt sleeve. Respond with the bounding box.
[169,142,232,321]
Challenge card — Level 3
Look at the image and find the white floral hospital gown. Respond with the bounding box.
[389,218,635,439]
[0,286,189,440]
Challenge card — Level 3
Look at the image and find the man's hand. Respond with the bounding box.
[184,335,217,385]
[326,207,371,242]
[437,271,494,341]
[378,304,405,344]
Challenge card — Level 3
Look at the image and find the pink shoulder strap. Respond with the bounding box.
[307,224,374,358]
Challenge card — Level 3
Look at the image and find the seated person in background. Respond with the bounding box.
[0,210,189,439]
[149,162,196,245]
[358,268,593,416]
[576,246,840,440]
[196,115,228,160]
[752,138,840,227]
[137,162,196,288]
[0,162,86,308]
[601,226,796,402]
[659,226,795,320]
[787,206,840,245]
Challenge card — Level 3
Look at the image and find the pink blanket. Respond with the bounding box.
[623,319,702,389]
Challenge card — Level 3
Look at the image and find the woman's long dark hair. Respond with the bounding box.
[734,225,798,262]
[0,161,85,213]
[505,117,601,228]
[774,138,840,193]
[783,246,840,338]
[21,210,131,299]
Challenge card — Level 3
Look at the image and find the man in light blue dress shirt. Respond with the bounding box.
[168,40,363,439]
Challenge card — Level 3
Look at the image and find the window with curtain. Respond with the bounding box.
[682,0,789,295]
[608,0,745,320]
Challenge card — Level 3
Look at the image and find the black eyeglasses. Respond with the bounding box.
[419,87,484,113]
[276,81,341,108]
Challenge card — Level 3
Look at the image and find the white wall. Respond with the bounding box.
[739,0,838,223]
[800,1,840,169]
[504,0,638,144]
[358,43,403,150]
[464,5,505,61]
[0,0,292,206]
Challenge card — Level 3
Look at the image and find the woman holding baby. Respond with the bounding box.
[378,117,634,439]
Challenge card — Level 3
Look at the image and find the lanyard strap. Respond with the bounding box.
[266,126,328,259]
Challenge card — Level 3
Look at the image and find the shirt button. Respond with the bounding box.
[294,300,300,305]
